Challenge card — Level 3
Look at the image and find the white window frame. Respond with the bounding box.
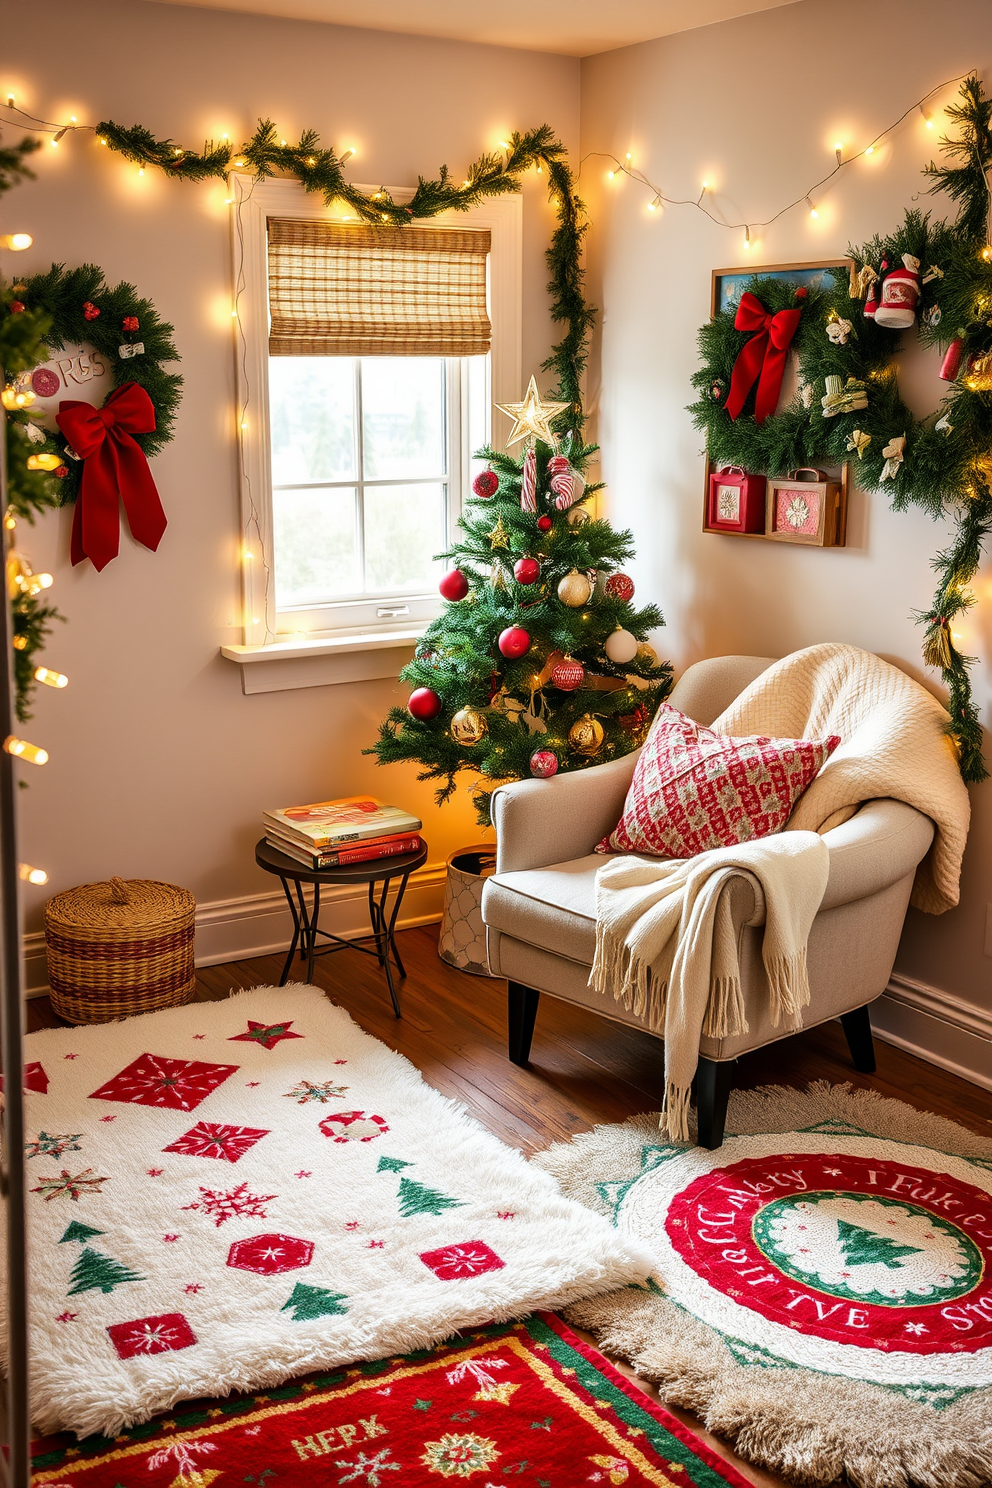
[222,173,522,690]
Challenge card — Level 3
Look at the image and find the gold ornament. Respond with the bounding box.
[568,713,605,755]
[449,706,488,745]
[495,375,570,447]
[487,516,510,550]
[567,504,590,526]
[557,568,593,607]
[636,642,658,667]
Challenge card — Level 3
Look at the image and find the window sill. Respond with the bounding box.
[221,625,426,695]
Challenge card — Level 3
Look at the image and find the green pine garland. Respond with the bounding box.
[689,75,992,783]
[97,119,590,427]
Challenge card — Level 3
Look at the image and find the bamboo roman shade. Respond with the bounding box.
[267,218,492,357]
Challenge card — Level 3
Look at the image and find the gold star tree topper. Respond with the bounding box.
[496,375,570,446]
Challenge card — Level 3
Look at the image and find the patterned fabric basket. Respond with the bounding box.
[437,845,497,977]
[44,877,196,1024]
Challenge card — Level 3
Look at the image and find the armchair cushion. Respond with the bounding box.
[596,702,839,860]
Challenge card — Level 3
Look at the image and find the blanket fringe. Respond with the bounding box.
[766,948,811,1028]
[701,975,748,1039]
[591,922,667,1031]
[660,1081,691,1142]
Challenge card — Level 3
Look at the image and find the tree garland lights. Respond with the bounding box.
[690,76,992,783]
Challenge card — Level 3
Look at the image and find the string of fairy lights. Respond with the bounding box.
[0,68,989,881]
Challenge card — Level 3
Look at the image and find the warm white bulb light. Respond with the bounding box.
[0,233,32,250]
[34,667,68,688]
[18,864,48,885]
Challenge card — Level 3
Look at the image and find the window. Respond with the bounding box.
[227,176,521,679]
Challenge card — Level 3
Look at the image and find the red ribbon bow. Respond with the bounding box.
[56,382,167,571]
[724,292,802,425]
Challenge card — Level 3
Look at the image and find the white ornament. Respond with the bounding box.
[605,627,638,664]
[118,341,145,360]
[24,421,45,445]
[826,318,853,345]
[935,412,954,435]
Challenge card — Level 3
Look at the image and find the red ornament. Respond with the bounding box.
[55,465,69,478]
[940,338,965,382]
[407,687,442,721]
[551,658,584,691]
[82,301,100,321]
[123,315,140,332]
[793,287,808,300]
[529,749,559,779]
[32,368,60,397]
[605,573,635,602]
[498,626,530,659]
[513,557,540,585]
[9,301,24,314]
[472,470,499,498]
[439,568,469,601]
[537,515,553,532]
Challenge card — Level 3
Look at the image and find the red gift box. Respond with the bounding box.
[707,466,766,533]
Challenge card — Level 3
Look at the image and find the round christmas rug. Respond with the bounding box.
[533,1082,992,1488]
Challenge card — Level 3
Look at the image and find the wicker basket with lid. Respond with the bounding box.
[45,877,196,1024]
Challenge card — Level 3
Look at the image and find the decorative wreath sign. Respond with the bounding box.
[5,263,182,571]
[688,78,992,784]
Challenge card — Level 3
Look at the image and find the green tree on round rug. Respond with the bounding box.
[368,377,671,826]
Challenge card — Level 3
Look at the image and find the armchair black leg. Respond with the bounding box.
[695,1056,735,1149]
[507,982,540,1066]
[840,1004,877,1074]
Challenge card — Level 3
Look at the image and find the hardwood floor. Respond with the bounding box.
[27,926,992,1485]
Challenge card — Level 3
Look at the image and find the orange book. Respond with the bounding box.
[263,795,421,849]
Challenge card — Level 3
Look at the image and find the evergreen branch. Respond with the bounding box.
[0,131,40,194]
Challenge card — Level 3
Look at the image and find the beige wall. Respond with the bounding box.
[579,1,991,1015]
[3,0,578,934]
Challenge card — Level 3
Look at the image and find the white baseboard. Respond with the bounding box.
[24,862,448,1000]
[872,972,992,1093]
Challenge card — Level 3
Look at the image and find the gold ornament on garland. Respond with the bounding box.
[449,706,488,745]
[568,713,605,755]
[495,375,570,447]
[846,429,872,460]
[636,642,658,667]
[487,516,510,551]
[923,617,954,670]
[557,568,593,607]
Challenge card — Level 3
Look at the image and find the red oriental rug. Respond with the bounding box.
[32,1312,750,1487]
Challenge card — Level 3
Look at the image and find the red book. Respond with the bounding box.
[266,833,422,869]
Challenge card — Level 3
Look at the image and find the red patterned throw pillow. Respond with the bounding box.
[598,703,840,859]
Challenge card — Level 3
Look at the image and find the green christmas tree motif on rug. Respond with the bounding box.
[376,1156,412,1174]
[58,1221,106,1245]
[396,1177,464,1218]
[835,1220,922,1270]
[67,1247,145,1296]
[281,1283,349,1322]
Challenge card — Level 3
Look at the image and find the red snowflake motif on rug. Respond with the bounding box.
[419,1241,505,1281]
[106,1312,197,1360]
[163,1122,269,1163]
[88,1054,240,1111]
[182,1182,277,1227]
[0,1061,48,1095]
[318,1110,389,1143]
[228,1021,304,1051]
[227,1233,314,1275]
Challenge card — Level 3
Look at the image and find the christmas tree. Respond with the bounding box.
[67,1246,145,1296]
[835,1220,921,1270]
[370,377,671,823]
[396,1176,464,1218]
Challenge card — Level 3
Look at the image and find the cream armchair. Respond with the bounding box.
[480,655,935,1148]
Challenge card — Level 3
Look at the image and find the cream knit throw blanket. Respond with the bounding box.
[712,641,970,914]
[592,834,829,1140]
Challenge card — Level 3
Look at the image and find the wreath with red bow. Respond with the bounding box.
[2,263,182,571]
[687,73,992,791]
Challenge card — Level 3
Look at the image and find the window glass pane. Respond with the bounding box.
[269,357,356,484]
[274,486,359,607]
[361,358,445,480]
[364,483,446,592]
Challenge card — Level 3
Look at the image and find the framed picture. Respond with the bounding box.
[702,259,852,544]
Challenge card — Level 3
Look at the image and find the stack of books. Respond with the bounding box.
[264,795,423,870]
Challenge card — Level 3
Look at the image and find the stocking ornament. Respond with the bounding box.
[863,261,884,320]
[875,254,921,330]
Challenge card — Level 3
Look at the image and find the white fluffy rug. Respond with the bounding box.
[19,986,650,1439]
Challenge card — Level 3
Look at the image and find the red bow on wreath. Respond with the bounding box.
[56,382,168,571]
[724,291,802,425]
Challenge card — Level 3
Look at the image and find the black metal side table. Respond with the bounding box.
[254,838,428,1016]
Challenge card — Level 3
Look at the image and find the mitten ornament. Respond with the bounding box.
[875,254,921,329]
